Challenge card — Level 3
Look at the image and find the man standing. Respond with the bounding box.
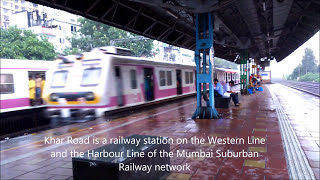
[29,76,35,106]
[223,80,240,106]
[35,74,42,105]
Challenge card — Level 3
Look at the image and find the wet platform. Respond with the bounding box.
[1,84,319,180]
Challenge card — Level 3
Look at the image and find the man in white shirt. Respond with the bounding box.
[223,80,240,106]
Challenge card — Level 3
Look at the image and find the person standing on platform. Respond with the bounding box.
[29,76,35,106]
[223,80,240,106]
[213,78,224,97]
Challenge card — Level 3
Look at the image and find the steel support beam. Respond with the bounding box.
[192,13,220,119]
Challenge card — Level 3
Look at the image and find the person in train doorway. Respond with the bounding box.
[29,75,36,106]
[223,80,240,106]
[35,74,42,105]
[213,79,224,97]
[40,75,46,104]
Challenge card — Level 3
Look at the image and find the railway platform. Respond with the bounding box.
[1,84,319,180]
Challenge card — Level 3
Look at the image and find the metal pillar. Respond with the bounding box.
[192,13,220,119]
[240,51,248,94]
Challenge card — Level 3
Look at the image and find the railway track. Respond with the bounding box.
[276,80,320,97]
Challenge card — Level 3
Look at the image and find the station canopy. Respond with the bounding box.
[28,0,319,65]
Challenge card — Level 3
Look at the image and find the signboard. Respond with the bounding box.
[260,71,271,83]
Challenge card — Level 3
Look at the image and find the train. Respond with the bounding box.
[43,46,240,118]
[0,47,240,134]
[0,59,54,136]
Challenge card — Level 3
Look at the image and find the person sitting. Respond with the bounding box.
[213,78,224,97]
[223,80,240,106]
[257,75,261,86]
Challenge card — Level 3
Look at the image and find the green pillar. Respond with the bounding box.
[240,51,248,94]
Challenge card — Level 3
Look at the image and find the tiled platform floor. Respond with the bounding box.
[1,84,316,180]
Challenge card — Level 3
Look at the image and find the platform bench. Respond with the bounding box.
[72,134,170,180]
[214,96,231,108]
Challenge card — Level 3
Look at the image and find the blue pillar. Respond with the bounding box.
[192,13,220,119]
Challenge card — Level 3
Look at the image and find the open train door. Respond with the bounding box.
[114,66,124,106]
[143,68,154,101]
[176,70,182,95]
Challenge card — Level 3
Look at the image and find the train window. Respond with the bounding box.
[189,72,193,84]
[51,71,68,87]
[185,72,190,84]
[81,68,101,86]
[130,69,137,89]
[159,71,166,86]
[167,71,172,86]
[0,74,14,94]
[228,74,231,80]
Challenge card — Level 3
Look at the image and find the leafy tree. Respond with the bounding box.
[214,57,238,70]
[300,48,317,74]
[299,72,320,82]
[65,18,154,56]
[0,26,56,60]
[288,64,302,80]
[289,48,318,81]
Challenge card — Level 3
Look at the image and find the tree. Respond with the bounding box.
[65,18,154,56]
[214,57,238,70]
[288,64,302,80]
[288,48,318,81]
[0,26,56,60]
[300,48,317,74]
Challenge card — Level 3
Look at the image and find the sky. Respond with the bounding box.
[266,31,319,79]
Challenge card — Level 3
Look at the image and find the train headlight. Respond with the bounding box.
[85,92,95,101]
[50,93,59,101]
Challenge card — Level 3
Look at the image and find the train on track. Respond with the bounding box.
[0,59,55,136]
[43,46,240,118]
[0,47,239,136]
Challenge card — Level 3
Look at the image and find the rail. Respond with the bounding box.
[276,80,320,97]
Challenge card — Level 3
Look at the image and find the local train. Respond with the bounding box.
[42,46,240,118]
[0,59,54,112]
[0,59,54,136]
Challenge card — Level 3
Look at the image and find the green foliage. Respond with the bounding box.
[0,26,56,60]
[301,48,317,74]
[214,57,238,70]
[298,72,320,82]
[65,18,153,56]
[289,48,318,81]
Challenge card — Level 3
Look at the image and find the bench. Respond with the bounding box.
[72,134,170,180]
[214,96,231,108]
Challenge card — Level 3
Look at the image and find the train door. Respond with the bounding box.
[114,66,124,106]
[176,70,182,95]
[28,71,46,105]
[143,68,154,101]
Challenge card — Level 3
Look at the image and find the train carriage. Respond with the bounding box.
[44,47,239,119]
[0,59,54,136]
[44,47,197,118]
[0,59,54,112]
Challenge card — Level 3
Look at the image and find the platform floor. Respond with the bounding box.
[1,84,319,180]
